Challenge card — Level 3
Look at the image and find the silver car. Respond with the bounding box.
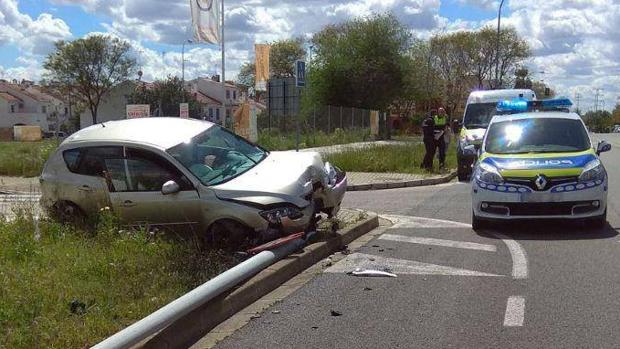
[40,118,347,243]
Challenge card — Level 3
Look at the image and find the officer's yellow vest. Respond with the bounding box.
[434,115,447,127]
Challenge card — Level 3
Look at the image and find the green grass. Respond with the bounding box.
[258,128,373,151]
[0,141,59,177]
[0,209,237,349]
[324,142,457,175]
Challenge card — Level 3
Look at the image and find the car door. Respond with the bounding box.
[104,147,204,232]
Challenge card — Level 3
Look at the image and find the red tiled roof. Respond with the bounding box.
[194,91,222,105]
[0,92,21,103]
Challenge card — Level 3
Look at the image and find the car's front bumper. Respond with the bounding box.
[472,178,607,220]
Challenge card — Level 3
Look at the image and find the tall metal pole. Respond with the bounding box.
[495,0,506,89]
[182,42,186,84]
[221,0,226,126]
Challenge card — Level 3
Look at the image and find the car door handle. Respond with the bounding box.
[122,200,137,207]
[78,185,93,192]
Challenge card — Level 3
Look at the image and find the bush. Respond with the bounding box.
[0,140,59,177]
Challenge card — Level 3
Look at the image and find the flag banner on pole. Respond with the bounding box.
[255,44,270,91]
[190,0,221,44]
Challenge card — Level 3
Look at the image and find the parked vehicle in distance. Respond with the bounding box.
[472,98,611,229]
[40,118,347,244]
[612,125,620,133]
[457,89,537,181]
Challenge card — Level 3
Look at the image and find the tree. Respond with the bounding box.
[612,104,620,125]
[468,27,497,89]
[583,110,613,133]
[489,27,530,89]
[270,38,306,78]
[513,67,533,89]
[128,76,202,118]
[307,13,411,111]
[236,62,255,91]
[44,35,137,125]
[531,81,555,99]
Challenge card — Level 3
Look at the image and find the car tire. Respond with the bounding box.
[472,211,487,231]
[50,201,86,226]
[457,170,468,182]
[207,220,253,250]
[589,209,607,229]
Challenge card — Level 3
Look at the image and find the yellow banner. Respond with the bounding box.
[255,44,270,91]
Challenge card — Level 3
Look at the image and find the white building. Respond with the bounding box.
[186,77,240,125]
[79,80,139,129]
[0,82,68,132]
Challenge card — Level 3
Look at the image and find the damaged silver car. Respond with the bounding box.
[40,117,347,243]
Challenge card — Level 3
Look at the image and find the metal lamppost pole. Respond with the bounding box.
[495,0,506,89]
[221,0,226,126]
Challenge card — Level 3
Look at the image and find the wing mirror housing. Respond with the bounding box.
[596,140,611,156]
[161,180,180,195]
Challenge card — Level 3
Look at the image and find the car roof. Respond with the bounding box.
[63,117,214,149]
[490,111,583,124]
[467,89,536,104]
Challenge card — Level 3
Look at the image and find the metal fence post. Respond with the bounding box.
[282,79,287,132]
[328,106,331,133]
[267,80,271,129]
[340,106,343,129]
[313,106,316,133]
[351,107,354,129]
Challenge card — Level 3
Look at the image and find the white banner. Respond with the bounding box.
[126,104,150,119]
[180,103,189,118]
[190,0,221,44]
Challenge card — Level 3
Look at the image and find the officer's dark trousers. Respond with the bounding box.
[435,138,446,166]
[421,138,436,169]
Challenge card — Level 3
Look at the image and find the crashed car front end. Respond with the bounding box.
[210,150,347,237]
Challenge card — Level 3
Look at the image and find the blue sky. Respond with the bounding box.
[0,0,618,111]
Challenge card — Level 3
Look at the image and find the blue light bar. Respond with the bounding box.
[496,98,573,113]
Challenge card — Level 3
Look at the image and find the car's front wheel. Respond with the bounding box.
[471,211,488,231]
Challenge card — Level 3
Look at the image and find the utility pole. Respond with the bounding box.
[181,39,192,103]
[495,0,506,89]
[594,88,602,112]
[221,0,226,126]
[575,92,581,113]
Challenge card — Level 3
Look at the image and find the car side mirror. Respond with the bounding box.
[161,180,180,195]
[596,140,611,155]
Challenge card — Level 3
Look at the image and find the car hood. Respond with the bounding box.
[211,151,327,207]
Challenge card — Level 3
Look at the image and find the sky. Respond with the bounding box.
[0,0,619,112]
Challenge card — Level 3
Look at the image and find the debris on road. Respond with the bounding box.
[272,310,281,314]
[347,268,397,278]
[363,287,373,291]
[330,310,342,317]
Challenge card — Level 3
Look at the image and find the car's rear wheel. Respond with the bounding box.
[50,201,86,226]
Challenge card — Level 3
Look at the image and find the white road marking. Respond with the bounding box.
[382,214,471,229]
[324,253,503,277]
[378,234,497,252]
[503,296,525,327]
[491,232,528,279]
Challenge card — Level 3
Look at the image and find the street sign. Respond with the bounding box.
[180,103,189,118]
[126,104,150,119]
[295,60,306,87]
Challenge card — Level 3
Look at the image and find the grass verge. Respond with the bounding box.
[0,140,59,177]
[258,128,372,151]
[324,142,457,175]
[0,208,238,349]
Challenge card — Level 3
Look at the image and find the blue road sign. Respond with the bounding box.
[295,60,306,87]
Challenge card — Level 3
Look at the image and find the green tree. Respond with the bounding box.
[490,27,530,89]
[308,13,411,111]
[583,110,613,133]
[44,35,137,125]
[236,62,255,91]
[531,80,555,98]
[128,76,202,118]
[270,38,306,78]
[612,104,620,126]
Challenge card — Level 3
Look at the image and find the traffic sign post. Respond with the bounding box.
[180,103,189,118]
[295,60,306,88]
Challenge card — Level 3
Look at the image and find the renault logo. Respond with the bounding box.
[534,174,548,190]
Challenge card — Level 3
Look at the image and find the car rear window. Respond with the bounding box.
[63,146,123,177]
[62,149,81,172]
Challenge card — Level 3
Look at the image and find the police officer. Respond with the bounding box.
[434,107,449,169]
[420,110,436,170]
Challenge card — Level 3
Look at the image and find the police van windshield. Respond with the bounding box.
[463,103,497,128]
[485,118,591,154]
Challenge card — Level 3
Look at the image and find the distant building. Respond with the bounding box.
[0,82,68,133]
[79,80,139,129]
[186,77,241,125]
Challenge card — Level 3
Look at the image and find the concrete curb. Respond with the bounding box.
[347,171,457,191]
[136,212,379,349]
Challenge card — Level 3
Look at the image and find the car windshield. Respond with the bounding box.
[484,118,591,154]
[463,103,497,129]
[167,126,267,186]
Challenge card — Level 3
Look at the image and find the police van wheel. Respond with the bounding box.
[472,211,487,230]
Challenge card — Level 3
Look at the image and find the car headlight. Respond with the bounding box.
[259,206,304,224]
[579,159,606,182]
[475,162,503,184]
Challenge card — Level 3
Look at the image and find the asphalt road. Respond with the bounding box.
[215,133,620,349]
